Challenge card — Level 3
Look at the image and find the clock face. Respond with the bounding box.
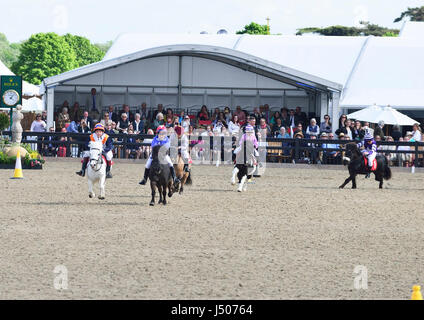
[3,89,19,106]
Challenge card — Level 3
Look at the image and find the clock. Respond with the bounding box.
[2,89,19,106]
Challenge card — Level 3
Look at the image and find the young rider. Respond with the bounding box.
[139,125,179,185]
[357,131,377,178]
[76,123,114,178]
[233,124,259,165]
[172,125,191,173]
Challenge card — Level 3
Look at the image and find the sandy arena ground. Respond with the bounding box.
[1,159,424,300]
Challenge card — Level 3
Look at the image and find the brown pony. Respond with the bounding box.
[173,155,192,194]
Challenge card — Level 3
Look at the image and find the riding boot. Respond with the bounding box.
[76,157,88,177]
[183,163,190,172]
[139,168,150,185]
[106,163,113,179]
[365,166,371,178]
[170,166,180,184]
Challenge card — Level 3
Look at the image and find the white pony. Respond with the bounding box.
[86,140,107,199]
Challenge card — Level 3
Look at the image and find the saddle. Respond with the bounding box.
[363,156,377,171]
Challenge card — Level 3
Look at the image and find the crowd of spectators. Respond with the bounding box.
[23,101,424,166]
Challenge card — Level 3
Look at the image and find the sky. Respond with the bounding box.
[2,0,424,43]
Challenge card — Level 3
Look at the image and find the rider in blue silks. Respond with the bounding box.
[139,125,179,185]
[357,131,377,178]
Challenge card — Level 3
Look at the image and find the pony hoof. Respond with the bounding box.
[98,196,105,200]
[89,194,94,198]
[338,186,343,189]
[168,193,173,198]
[149,202,155,206]
[163,201,167,205]
[179,190,183,195]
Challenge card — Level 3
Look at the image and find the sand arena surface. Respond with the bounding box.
[1,159,424,299]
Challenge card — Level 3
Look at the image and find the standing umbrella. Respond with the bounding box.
[347,104,419,126]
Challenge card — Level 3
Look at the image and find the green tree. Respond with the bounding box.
[394,6,424,22]
[11,33,78,85]
[63,33,105,67]
[296,22,399,36]
[0,33,21,69]
[236,22,269,35]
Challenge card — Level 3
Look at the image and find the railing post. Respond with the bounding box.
[415,141,419,167]
[65,132,71,157]
[294,138,299,162]
[123,134,128,159]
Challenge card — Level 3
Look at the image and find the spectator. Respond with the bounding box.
[78,118,90,134]
[119,104,134,123]
[251,107,261,124]
[224,107,232,123]
[270,111,281,125]
[107,105,119,123]
[337,114,347,130]
[234,106,246,124]
[110,122,119,134]
[374,120,385,141]
[308,135,319,164]
[70,102,82,122]
[141,129,154,159]
[165,115,174,128]
[263,104,270,123]
[100,112,111,126]
[306,118,320,138]
[197,105,209,121]
[272,118,284,137]
[152,104,164,122]
[214,112,228,128]
[117,113,130,133]
[182,115,191,133]
[41,110,47,122]
[153,112,164,130]
[295,122,305,137]
[391,125,402,141]
[42,126,57,156]
[81,110,93,130]
[280,108,290,128]
[362,121,374,137]
[228,114,240,136]
[30,113,47,152]
[381,136,397,164]
[66,121,79,133]
[132,113,143,134]
[320,114,332,134]
[211,107,220,122]
[295,106,308,128]
[288,109,297,134]
[398,136,412,166]
[139,102,151,124]
[336,118,353,140]
[323,132,341,164]
[165,108,174,123]
[412,123,422,142]
[258,118,271,136]
[125,129,138,159]
[178,110,185,124]
[277,126,290,139]
[56,106,70,132]
[352,120,365,141]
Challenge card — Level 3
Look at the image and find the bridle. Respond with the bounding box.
[89,147,103,172]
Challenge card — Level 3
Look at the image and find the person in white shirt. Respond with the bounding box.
[228,115,240,135]
[30,113,47,153]
[412,123,422,142]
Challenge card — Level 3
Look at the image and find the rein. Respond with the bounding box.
[90,148,104,172]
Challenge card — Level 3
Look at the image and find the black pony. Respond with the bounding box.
[339,142,391,189]
[149,145,174,206]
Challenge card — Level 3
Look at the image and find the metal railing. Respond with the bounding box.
[3,131,424,166]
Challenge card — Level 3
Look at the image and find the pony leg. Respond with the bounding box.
[158,185,163,204]
[352,175,357,189]
[339,175,352,189]
[375,173,383,189]
[168,180,174,198]
[238,175,247,192]
[150,182,156,206]
[162,185,167,205]
[98,175,106,200]
[231,167,239,185]
[88,178,95,198]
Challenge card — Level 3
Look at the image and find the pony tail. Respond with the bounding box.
[383,158,392,180]
[185,171,192,185]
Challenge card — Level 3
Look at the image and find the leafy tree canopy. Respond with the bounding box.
[296,21,399,37]
[394,6,424,22]
[0,33,21,69]
[11,33,78,85]
[236,22,269,35]
[63,33,105,67]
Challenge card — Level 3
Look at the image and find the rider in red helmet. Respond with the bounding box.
[76,123,114,178]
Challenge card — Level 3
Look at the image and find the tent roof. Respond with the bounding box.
[0,59,40,97]
[42,43,342,92]
[104,33,366,86]
[340,37,424,109]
